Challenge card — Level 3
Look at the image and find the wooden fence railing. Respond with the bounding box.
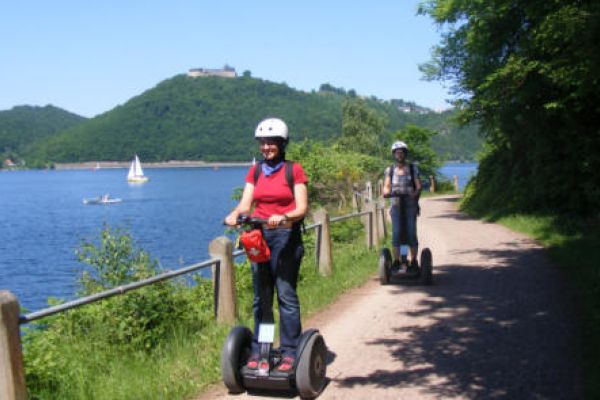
[0,181,389,400]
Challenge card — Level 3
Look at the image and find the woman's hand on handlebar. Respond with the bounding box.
[267,214,287,227]
[224,212,239,226]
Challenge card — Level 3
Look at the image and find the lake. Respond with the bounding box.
[438,162,478,191]
[0,162,476,312]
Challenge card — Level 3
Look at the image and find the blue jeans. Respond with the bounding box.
[390,196,418,248]
[251,226,304,358]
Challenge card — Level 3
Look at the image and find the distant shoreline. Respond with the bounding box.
[53,160,252,170]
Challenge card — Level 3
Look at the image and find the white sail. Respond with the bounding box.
[127,161,136,179]
[134,155,144,176]
[127,155,148,183]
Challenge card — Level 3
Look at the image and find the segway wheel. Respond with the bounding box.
[221,326,252,393]
[296,332,327,399]
[378,248,391,285]
[419,248,433,285]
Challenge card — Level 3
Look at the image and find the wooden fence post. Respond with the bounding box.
[0,291,26,400]
[371,202,381,246]
[362,202,375,250]
[208,237,236,324]
[429,175,436,193]
[376,181,385,241]
[377,203,386,239]
[365,181,373,203]
[383,206,389,237]
[351,184,359,212]
[312,208,332,276]
[453,175,459,192]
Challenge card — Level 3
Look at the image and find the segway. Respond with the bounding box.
[221,216,327,399]
[379,193,433,285]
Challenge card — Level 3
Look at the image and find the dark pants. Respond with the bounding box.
[390,196,419,248]
[251,226,304,358]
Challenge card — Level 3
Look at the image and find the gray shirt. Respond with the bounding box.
[385,164,419,206]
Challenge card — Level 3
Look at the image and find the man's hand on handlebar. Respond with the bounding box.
[383,191,403,198]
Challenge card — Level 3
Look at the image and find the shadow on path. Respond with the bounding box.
[337,243,582,399]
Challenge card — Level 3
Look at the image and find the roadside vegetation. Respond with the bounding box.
[419,1,600,396]
[22,218,378,400]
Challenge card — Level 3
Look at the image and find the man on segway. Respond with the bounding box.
[382,141,422,272]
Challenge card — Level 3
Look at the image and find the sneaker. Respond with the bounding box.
[246,354,259,370]
[391,259,401,271]
[277,356,295,372]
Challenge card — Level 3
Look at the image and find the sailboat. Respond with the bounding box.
[127,155,149,183]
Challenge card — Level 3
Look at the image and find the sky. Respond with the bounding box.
[0,1,451,118]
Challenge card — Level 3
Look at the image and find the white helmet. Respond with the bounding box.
[255,118,288,140]
[391,141,408,153]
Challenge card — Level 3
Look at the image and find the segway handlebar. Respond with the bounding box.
[224,214,285,228]
[383,192,411,199]
[236,215,268,226]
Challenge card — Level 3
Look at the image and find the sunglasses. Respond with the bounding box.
[258,138,279,146]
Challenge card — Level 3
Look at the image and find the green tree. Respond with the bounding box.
[338,98,387,156]
[419,0,600,215]
[392,124,441,178]
[287,139,385,208]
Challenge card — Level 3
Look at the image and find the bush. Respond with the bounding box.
[23,226,215,396]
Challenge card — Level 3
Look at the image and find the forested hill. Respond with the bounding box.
[23,75,481,164]
[0,105,87,158]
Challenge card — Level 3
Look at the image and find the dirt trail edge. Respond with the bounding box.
[196,195,582,400]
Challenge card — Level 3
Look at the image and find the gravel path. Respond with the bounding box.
[197,195,582,399]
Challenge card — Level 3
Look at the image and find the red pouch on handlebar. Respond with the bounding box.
[239,229,271,263]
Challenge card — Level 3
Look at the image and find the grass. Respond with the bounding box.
[465,210,600,399]
[24,220,379,400]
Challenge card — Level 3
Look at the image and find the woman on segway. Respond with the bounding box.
[224,117,308,373]
[383,141,422,272]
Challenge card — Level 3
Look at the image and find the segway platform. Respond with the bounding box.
[379,247,433,285]
[221,326,327,398]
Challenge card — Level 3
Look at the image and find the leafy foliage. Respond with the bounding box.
[391,124,442,179]
[338,98,387,157]
[287,140,385,208]
[419,0,600,216]
[23,226,216,396]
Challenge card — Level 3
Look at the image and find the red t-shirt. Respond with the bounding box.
[245,162,308,219]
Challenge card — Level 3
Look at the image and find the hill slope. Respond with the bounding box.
[23,75,482,163]
[0,105,87,158]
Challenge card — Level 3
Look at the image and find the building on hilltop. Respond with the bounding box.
[187,64,237,78]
